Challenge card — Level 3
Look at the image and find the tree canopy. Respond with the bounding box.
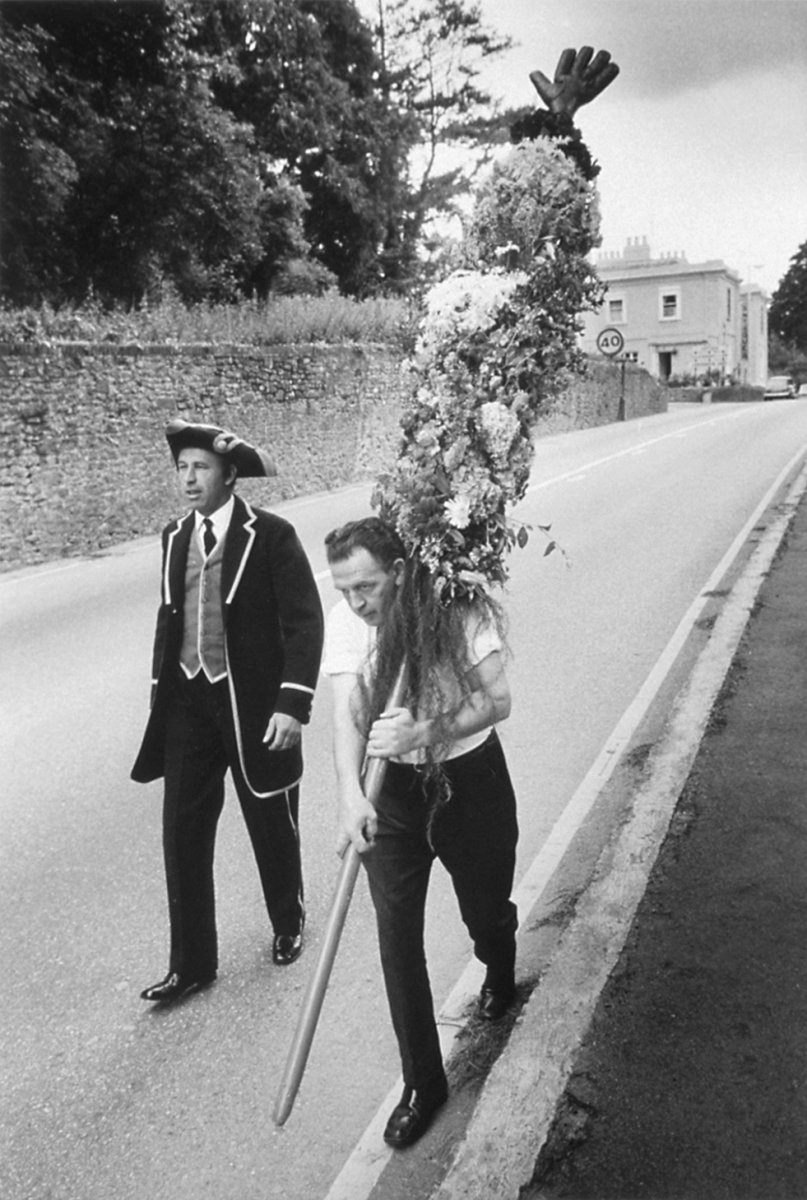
[769,239,807,354]
[372,0,513,281]
[0,0,514,307]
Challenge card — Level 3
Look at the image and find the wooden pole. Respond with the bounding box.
[272,672,404,1127]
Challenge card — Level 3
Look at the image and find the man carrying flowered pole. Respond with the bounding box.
[272,47,619,1137]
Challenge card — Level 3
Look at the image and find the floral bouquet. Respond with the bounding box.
[373,135,604,604]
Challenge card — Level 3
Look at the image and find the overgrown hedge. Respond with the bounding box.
[0,293,418,351]
[709,385,764,403]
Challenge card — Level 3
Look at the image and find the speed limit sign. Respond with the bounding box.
[596,327,625,357]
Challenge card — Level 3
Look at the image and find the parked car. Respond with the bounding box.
[798,383,807,398]
[763,375,796,400]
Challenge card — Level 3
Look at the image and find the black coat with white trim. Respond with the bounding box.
[131,494,324,796]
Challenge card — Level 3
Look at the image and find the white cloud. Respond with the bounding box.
[476,0,807,293]
[480,0,807,100]
[355,0,807,293]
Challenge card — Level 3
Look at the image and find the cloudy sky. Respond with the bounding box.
[473,0,807,295]
[360,0,806,296]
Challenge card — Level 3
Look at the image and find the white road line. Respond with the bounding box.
[511,440,807,925]
[435,453,807,1200]
[0,541,156,588]
[526,408,749,495]
[323,439,807,1200]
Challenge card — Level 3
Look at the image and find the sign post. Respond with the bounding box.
[597,327,627,421]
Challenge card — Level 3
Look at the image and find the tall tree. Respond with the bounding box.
[0,14,77,302]
[371,0,513,275]
[204,0,413,296]
[0,0,296,305]
[769,239,807,353]
[0,0,421,304]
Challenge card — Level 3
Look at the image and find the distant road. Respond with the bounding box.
[4,400,807,1200]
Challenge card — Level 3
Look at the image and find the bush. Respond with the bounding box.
[270,258,339,297]
[709,385,763,403]
[0,292,418,350]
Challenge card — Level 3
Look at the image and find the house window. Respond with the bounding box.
[726,288,732,319]
[659,288,680,320]
[607,296,626,323]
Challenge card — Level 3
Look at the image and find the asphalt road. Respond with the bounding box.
[4,400,807,1200]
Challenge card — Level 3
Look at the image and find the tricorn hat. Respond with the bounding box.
[165,419,276,478]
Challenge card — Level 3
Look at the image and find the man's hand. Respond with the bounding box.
[263,712,302,751]
[529,47,619,117]
[337,786,377,856]
[366,707,427,760]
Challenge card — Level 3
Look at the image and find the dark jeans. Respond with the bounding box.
[162,670,304,977]
[362,730,519,1090]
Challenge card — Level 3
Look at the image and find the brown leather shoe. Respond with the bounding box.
[383,1078,449,1149]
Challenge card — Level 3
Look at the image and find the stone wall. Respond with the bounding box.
[531,357,666,435]
[0,341,664,570]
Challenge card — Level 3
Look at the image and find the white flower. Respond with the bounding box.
[493,243,520,262]
[478,401,520,464]
[445,494,473,530]
[417,269,528,358]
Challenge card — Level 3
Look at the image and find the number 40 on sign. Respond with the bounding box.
[596,327,625,357]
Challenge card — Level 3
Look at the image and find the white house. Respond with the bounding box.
[738,283,769,387]
[581,236,768,386]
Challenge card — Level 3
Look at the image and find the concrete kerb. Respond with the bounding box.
[433,459,807,1200]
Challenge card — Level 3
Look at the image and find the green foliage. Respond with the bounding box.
[373,135,603,601]
[0,14,79,302]
[709,385,764,403]
[0,0,519,306]
[768,332,807,384]
[465,138,602,267]
[0,0,418,304]
[206,0,410,296]
[367,111,604,777]
[1,0,267,305]
[769,241,807,354]
[371,0,514,274]
[0,292,417,348]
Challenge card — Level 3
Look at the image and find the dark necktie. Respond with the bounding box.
[202,518,216,557]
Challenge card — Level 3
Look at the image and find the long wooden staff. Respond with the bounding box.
[272,670,405,1126]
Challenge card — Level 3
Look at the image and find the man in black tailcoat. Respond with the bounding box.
[132,419,323,1003]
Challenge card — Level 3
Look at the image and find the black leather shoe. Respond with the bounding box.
[140,971,216,1003]
[272,929,303,966]
[382,1079,449,1149]
[478,984,515,1021]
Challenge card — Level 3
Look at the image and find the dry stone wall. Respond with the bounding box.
[0,341,663,570]
[533,358,667,434]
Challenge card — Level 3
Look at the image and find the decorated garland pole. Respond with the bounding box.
[272,46,619,1127]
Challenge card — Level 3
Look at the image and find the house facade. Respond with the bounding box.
[738,283,769,387]
[580,236,768,386]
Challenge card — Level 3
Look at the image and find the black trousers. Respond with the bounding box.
[362,730,518,1091]
[161,670,304,978]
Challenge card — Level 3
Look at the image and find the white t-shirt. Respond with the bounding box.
[321,598,502,762]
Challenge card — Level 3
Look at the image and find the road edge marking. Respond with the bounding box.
[432,459,807,1199]
[323,446,807,1200]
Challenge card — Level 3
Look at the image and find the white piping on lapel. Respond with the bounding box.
[225,501,258,606]
[163,514,193,608]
